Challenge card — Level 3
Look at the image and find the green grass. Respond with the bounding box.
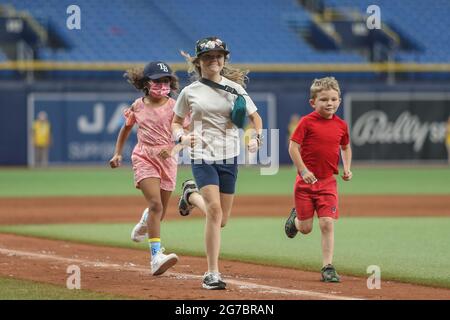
[1,217,449,289]
[0,277,127,300]
[1,166,450,197]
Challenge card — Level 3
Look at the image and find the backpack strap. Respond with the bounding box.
[199,78,240,96]
[199,78,247,128]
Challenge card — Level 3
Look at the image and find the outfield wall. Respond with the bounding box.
[1,78,449,165]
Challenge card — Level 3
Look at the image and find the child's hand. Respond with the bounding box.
[109,154,122,168]
[247,138,259,153]
[158,149,171,160]
[170,144,184,157]
[342,170,352,181]
[180,133,197,148]
[300,169,318,184]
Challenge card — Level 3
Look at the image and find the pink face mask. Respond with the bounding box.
[148,82,171,98]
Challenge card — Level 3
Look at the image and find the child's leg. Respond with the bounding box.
[296,217,313,234]
[318,217,335,267]
[285,196,314,239]
[189,191,208,214]
[219,193,234,228]
[293,188,315,234]
[200,185,223,273]
[139,177,178,276]
[217,160,237,228]
[187,187,235,227]
[138,177,163,239]
[159,189,172,221]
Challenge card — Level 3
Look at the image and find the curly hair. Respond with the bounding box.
[123,67,179,96]
[180,51,249,88]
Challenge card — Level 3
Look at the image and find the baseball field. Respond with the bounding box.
[0,165,449,300]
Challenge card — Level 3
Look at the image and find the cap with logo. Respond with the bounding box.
[195,37,230,57]
[143,61,175,80]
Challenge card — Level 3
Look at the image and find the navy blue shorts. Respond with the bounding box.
[191,157,238,194]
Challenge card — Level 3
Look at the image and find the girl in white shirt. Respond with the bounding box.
[172,36,263,290]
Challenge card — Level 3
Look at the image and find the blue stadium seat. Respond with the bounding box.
[324,0,450,62]
[0,0,365,63]
[1,0,448,64]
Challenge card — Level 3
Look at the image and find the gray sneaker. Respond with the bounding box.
[321,264,341,283]
[202,271,226,290]
[284,207,298,238]
[178,179,198,216]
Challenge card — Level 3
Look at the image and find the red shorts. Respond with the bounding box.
[294,175,339,221]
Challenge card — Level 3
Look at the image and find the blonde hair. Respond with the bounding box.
[180,51,249,87]
[123,67,179,96]
[310,76,341,99]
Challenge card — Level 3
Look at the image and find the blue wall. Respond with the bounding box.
[1,77,449,166]
[0,84,27,165]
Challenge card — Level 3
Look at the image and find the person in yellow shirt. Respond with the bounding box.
[32,111,51,167]
[446,116,450,166]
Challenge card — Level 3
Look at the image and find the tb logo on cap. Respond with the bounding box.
[157,63,168,72]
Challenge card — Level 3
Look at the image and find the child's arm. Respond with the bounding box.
[169,142,185,157]
[172,115,195,147]
[288,140,317,184]
[247,111,263,152]
[109,124,133,168]
[340,144,352,181]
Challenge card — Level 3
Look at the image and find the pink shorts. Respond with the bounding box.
[131,144,177,191]
[294,175,339,221]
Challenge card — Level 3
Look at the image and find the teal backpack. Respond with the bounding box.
[200,78,247,128]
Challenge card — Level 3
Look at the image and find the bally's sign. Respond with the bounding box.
[344,93,450,161]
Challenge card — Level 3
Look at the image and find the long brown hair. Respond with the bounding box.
[180,51,249,87]
[123,67,180,96]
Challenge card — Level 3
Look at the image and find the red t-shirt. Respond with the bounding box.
[290,111,350,179]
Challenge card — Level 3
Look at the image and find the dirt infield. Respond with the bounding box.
[1,234,450,300]
[0,195,449,300]
[0,195,449,225]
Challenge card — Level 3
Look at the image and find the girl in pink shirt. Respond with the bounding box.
[110,61,189,276]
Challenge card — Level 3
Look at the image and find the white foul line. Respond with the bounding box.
[0,247,362,300]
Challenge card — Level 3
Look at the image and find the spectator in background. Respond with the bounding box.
[32,111,51,167]
[446,116,450,165]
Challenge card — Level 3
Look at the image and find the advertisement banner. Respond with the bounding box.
[344,93,450,161]
[28,92,276,165]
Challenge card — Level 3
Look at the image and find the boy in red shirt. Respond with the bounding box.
[284,77,352,283]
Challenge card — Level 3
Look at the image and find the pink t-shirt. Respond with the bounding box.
[123,97,190,191]
[124,98,177,191]
[125,97,177,148]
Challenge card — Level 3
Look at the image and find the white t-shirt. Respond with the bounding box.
[174,76,258,161]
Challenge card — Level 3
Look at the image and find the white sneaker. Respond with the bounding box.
[131,208,149,242]
[151,248,178,276]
